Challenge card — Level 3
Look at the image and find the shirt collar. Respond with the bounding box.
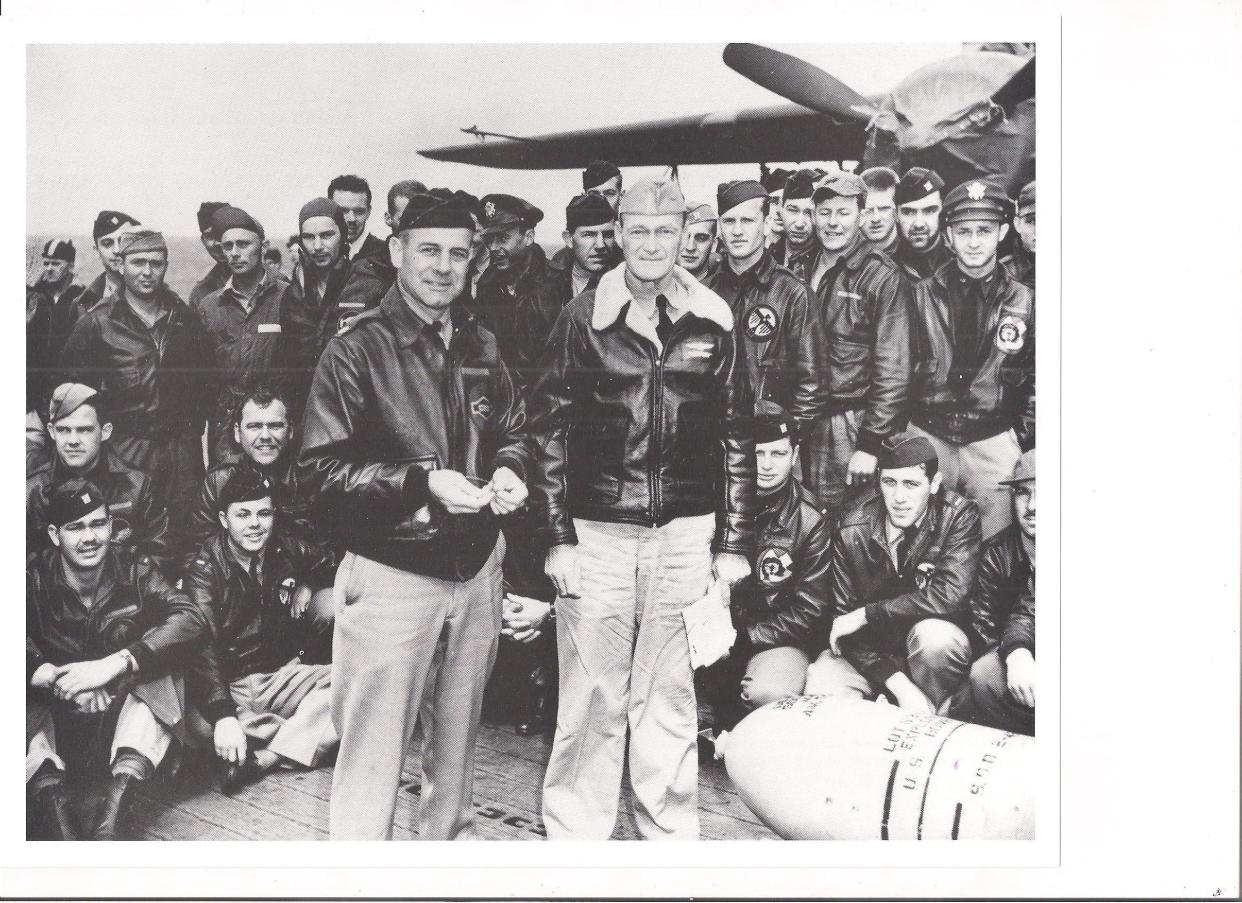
[349,232,370,259]
[884,511,926,546]
[591,262,733,335]
[380,283,473,349]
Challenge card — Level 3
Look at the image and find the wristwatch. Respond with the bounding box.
[117,649,138,675]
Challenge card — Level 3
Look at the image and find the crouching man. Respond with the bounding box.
[27,480,208,840]
[185,470,339,794]
[805,432,980,713]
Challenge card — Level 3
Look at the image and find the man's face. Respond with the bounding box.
[220,228,264,279]
[1012,482,1035,540]
[780,197,815,250]
[264,257,282,281]
[1014,207,1035,254]
[946,219,1008,271]
[678,221,716,273]
[390,227,473,312]
[233,399,289,468]
[814,196,862,252]
[299,216,344,271]
[619,213,684,283]
[220,498,274,556]
[50,505,112,570]
[879,464,941,530]
[567,224,616,275]
[588,176,622,214]
[38,257,73,289]
[765,193,785,238]
[330,190,371,244]
[755,437,796,493]
[897,192,942,251]
[384,195,412,235]
[49,404,110,472]
[719,197,767,263]
[201,229,225,263]
[95,225,135,275]
[484,226,533,274]
[861,187,897,245]
[121,251,168,300]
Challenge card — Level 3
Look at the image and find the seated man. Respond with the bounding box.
[806,432,980,713]
[185,470,338,794]
[704,406,831,745]
[27,480,208,840]
[27,383,170,574]
[950,449,1036,735]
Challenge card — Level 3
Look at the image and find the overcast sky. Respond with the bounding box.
[27,43,958,244]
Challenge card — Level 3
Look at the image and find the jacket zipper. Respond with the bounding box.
[649,337,664,525]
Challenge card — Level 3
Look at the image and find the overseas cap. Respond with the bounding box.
[783,169,819,202]
[217,469,274,514]
[197,201,229,234]
[478,194,544,234]
[93,210,140,241]
[685,202,718,226]
[877,431,938,471]
[119,230,168,257]
[943,177,1010,224]
[1000,448,1035,486]
[747,402,800,446]
[565,193,615,232]
[47,382,100,424]
[716,179,767,215]
[894,167,945,205]
[396,192,477,233]
[211,205,265,240]
[298,197,347,236]
[42,239,76,263]
[617,178,685,217]
[583,160,621,191]
[1016,180,1036,213]
[761,167,793,195]
[48,479,108,529]
[812,171,866,204]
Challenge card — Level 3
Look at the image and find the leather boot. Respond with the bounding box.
[515,664,551,736]
[221,752,263,795]
[32,783,77,841]
[90,772,137,841]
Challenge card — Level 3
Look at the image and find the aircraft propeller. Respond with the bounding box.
[722,43,882,126]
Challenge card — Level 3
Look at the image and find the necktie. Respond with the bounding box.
[896,528,914,574]
[655,294,674,345]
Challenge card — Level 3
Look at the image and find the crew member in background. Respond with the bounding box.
[76,210,141,313]
[58,229,213,555]
[907,177,1035,539]
[802,172,911,514]
[529,177,755,840]
[805,433,979,714]
[473,193,548,375]
[707,179,826,430]
[950,449,1036,735]
[27,480,208,840]
[760,167,792,247]
[28,238,85,368]
[678,202,719,283]
[893,167,952,282]
[860,167,900,256]
[1003,180,1035,289]
[263,248,283,282]
[188,201,231,310]
[336,179,426,314]
[198,205,289,464]
[769,169,820,282]
[582,159,623,214]
[328,174,389,266]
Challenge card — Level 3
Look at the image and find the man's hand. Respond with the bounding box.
[71,688,114,715]
[30,662,66,689]
[884,672,936,714]
[290,584,313,619]
[489,466,528,516]
[545,544,581,599]
[502,593,552,643]
[428,469,495,514]
[213,716,248,764]
[52,655,127,699]
[1005,648,1036,708]
[711,553,751,587]
[829,607,867,656]
[846,450,877,486]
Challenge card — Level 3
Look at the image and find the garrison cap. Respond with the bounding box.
[685,202,718,226]
[452,190,482,220]
[1000,448,1035,486]
[582,160,621,191]
[717,179,767,215]
[217,469,274,514]
[47,382,101,424]
[1015,180,1036,214]
[747,402,800,446]
[782,169,819,202]
[197,201,229,234]
[478,194,543,234]
[93,210,140,241]
[48,479,108,529]
[211,205,265,240]
[42,239,76,263]
[894,167,945,205]
[119,229,168,257]
[761,167,793,195]
[812,171,866,204]
[943,177,1009,224]
[565,193,615,232]
[877,431,938,471]
[618,178,685,217]
[298,197,347,236]
[396,192,477,233]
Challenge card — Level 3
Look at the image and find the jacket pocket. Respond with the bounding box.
[567,411,625,505]
[829,340,869,394]
[669,400,718,489]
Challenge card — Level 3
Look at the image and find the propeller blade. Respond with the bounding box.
[723,43,880,124]
[990,56,1035,115]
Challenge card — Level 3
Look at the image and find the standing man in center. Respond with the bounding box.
[529,177,756,840]
[299,192,530,840]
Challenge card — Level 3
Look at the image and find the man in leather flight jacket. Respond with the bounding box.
[528,177,755,840]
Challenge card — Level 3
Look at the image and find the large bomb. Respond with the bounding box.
[722,695,1034,840]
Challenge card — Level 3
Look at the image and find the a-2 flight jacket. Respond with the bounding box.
[706,250,828,427]
[298,285,529,582]
[829,489,981,687]
[732,476,832,652]
[184,530,335,723]
[527,263,756,557]
[470,243,550,384]
[970,524,1035,658]
[812,234,912,456]
[909,262,1036,449]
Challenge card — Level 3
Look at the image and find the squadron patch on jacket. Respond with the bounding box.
[914,562,937,590]
[745,304,779,342]
[279,577,296,607]
[757,546,794,586]
[471,395,493,419]
[995,315,1027,353]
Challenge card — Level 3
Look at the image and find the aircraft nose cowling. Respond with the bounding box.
[723,695,1036,841]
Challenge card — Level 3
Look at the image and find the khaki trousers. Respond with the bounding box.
[947,648,1035,736]
[26,695,172,784]
[906,424,1021,541]
[230,659,337,767]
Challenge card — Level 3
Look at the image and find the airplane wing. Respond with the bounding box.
[418,103,867,170]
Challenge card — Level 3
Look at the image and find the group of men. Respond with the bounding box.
[25,155,1036,842]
